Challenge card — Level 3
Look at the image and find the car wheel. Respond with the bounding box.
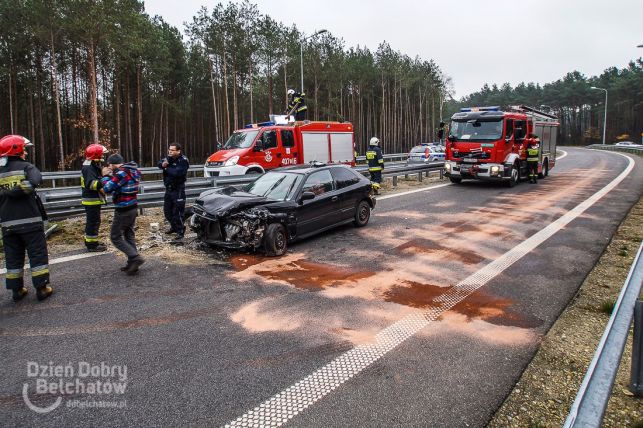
[264,223,287,256]
[353,200,371,227]
[449,177,462,184]
[246,169,261,175]
[506,163,519,187]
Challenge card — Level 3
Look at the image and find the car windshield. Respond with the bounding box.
[245,172,301,201]
[449,119,503,141]
[223,130,259,149]
[411,146,433,153]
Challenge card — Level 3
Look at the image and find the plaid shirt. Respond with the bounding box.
[101,162,141,209]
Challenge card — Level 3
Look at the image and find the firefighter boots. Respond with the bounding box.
[36,285,54,301]
[12,287,28,302]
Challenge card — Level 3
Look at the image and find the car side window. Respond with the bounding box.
[281,130,295,148]
[302,170,334,196]
[262,130,278,149]
[331,167,360,189]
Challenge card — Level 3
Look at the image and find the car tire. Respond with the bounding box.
[506,163,519,187]
[449,177,462,184]
[353,200,371,227]
[246,169,261,175]
[538,159,548,179]
[264,223,287,256]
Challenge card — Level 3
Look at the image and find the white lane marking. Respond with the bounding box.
[557,149,568,161]
[0,251,108,275]
[223,152,635,427]
[377,183,451,200]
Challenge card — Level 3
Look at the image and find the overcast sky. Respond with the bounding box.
[144,0,643,99]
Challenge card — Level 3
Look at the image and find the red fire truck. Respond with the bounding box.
[441,105,559,186]
[203,120,355,177]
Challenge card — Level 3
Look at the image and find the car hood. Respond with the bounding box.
[206,148,247,163]
[195,187,273,216]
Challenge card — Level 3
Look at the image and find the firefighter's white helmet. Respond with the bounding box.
[287,89,295,96]
[369,137,380,146]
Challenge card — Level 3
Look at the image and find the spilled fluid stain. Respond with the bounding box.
[442,221,482,233]
[229,254,270,271]
[383,280,452,308]
[443,291,543,329]
[394,238,486,265]
[253,260,374,291]
[243,341,353,368]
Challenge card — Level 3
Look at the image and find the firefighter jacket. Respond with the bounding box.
[81,161,106,206]
[287,93,308,114]
[0,156,45,232]
[101,162,141,210]
[527,146,540,162]
[157,154,189,190]
[366,145,384,172]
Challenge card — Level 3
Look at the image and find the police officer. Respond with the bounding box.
[526,135,540,184]
[158,143,189,240]
[366,137,384,194]
[0,135,53,302]
[286,89,308,121]
[81,144,108,251]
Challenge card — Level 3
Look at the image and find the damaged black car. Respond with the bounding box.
[189,164,376,256]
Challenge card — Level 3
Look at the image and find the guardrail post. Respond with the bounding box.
[631,299,643,396]
[139,183,145,216]
[418,172,423,182]
[392,176,398,187]
[440,169,444,180]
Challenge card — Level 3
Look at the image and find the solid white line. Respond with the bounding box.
[0,251,108,275]
[557,149,568,161]
[223,152,635,428]
[377,183,451,200]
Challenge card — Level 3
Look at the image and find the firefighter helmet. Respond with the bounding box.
[369,137,380,146]
[0,135,33,157]
[85,143,108,161]
[287,89,295,96]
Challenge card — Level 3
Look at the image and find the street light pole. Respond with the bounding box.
[299,29,327,93]
[591,86,608,145]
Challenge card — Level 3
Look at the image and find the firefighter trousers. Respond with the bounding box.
[164,187,186,235]
[3,226,50,291]
[84,205,102,248]
[369,170,382,184]
[527,161,538,183]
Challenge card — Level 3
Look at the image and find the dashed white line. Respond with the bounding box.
[223,151,634,427]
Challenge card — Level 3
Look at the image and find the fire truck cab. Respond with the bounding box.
[442,105,559,187]
[204,120,355,177]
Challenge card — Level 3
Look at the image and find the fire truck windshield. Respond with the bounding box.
[449,119,503,141]
[223,130,260,149]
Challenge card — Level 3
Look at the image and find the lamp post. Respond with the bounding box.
[591,86,608,146]
[300,29,327,93]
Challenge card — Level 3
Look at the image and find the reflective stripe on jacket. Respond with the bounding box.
[0,157,44,231]
[527,147,539,162]
[366,145,384,171]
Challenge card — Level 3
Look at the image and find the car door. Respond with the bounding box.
[295,169,341,237]
[330,167,362,220]
[258,129,283,170]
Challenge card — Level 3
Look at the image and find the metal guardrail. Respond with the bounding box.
[41,153,412,186]
[40,161,445,220]
[564,241,643,427]
[586,144,643,156]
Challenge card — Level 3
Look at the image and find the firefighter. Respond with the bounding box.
[101,154,144,275]
[0,135,53,302]
[157,143,189,240]
[366,137,384,194]
[81,143,108,251]
[286,89,308,121]
[526,135,540,184]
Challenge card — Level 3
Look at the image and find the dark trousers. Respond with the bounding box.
[84,205,102,247]
[110,207,139,260]
[527,161,538,182]
[369,170,382,184]
[164,187,186,234]
[3,226,50,290]
[295,110,307,121]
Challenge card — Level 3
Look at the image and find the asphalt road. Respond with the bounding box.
[1,147,641,427]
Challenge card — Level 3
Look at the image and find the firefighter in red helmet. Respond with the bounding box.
[0,135,53,302]
[81,143,108,251]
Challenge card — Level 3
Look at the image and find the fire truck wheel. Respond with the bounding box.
[449,177,462,184]
[353,200,371,227]
[264,223,287,256]
[538,159,549,179]
[507,164,519,187]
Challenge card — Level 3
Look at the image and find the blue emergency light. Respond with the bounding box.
[244,121,275,128]
[460,106,501,112]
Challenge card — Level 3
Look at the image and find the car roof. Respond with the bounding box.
[272,163,352,175]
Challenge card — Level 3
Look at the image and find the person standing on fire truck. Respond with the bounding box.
[366,137,384,194]
[526,134,540,184]
[286,89,308,121]
[0,135,53,302]
[81,143,108,252]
